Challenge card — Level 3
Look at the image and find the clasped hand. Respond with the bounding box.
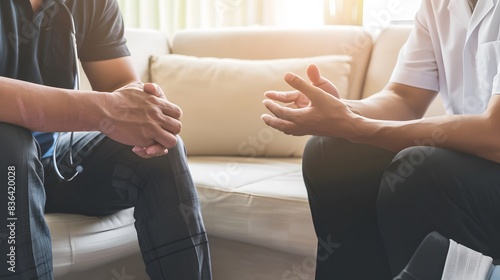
[262,64,359,138]
[103,82,181,158]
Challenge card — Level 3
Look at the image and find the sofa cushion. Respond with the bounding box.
[361,25,413,99]
[171,26,373,100]
[188,156,316,256]
[46,208,139,277]
[150,54,351,157]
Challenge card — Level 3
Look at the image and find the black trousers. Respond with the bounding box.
[302,136,500,280]
[0,123,212,279]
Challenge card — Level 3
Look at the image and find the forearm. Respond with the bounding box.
[353,114,500,162]
[346,92,422,121]
[345,83,438,121]
[0,76,105,132]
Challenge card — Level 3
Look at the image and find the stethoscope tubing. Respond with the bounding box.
[52,2,81,182]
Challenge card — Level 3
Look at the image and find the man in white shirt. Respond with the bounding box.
[262,0,500,279]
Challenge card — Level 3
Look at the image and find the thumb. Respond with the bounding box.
[307,64,340,98]
[285,72,329,105]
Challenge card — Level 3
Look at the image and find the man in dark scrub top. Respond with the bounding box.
[0,0,212,279]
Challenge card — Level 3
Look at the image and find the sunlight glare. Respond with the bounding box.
[278,0,324,27]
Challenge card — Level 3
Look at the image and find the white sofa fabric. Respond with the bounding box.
[46,25,445,280]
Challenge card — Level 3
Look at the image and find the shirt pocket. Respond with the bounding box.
[39,26,77,89]
[476,41,500,95]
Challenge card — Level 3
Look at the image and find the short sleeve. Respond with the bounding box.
[493,63,500,95]
[77,0,130,62]
[389,2,440,92]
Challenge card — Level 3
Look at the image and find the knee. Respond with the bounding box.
[377,146,448,211]
[303,137,395,194]
[173,135,187,155]
[0,122,34,145]
[302,137,352,181]
[0,123,38,161]
[302,137,344,194]
[302,136,327,175]
[0,124,41,197]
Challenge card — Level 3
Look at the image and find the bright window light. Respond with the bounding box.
[117,0,423,33]
[363,0,421,26]
[276,0,324,27]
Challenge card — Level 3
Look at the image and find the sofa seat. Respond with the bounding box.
[189,157,316,257]
[46,208,139,279]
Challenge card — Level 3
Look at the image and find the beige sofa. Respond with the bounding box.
[47,25,445,280]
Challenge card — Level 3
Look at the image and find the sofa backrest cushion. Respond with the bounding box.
[170,26,372,100]
[361,25,412,98]
[124,28,170,82]
[150,54,351,157]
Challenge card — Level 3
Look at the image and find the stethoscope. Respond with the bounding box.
[52,1,82,182]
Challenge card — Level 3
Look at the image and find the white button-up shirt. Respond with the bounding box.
[390,0,500,115]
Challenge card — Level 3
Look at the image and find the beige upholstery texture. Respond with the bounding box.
[361,25,413,98]
[171,26,373,100]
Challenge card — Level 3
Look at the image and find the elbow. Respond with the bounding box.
[480,113,500,163]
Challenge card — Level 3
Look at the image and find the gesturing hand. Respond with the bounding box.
[263,64,341,109]
[262,64,358,137]
[100,82,183,158]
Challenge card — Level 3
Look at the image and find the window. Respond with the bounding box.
[363,0,421,26]
[275,0,324,27]
[117,0,421,34]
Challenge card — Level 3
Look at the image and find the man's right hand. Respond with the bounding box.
[264,64,340,108]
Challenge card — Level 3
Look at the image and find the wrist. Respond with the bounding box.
[344,100,363,116]
[77,90,110,132]
[346,116,375,144]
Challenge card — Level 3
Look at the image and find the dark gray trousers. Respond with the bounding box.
[0,123,212,280]
[302,136,500,279]
[0,123,51,279]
